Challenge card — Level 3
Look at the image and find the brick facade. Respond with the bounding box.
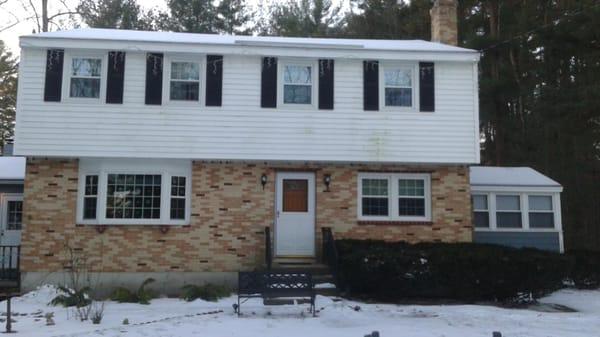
[21,158,472,274]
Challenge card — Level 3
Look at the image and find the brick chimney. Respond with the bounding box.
[430,0,458,46]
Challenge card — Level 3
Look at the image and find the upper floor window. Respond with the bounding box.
[70,57,102,98]
[282,63,313,105]
[170,61,200,101]
[383,66,414,108]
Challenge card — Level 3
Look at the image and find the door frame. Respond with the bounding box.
[274,171,316,257]
[0,193,23,246]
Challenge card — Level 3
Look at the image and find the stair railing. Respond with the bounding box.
[265,227,272,270]
[321,227,338,281]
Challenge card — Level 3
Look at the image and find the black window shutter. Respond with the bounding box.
[261,57,277,108]
[419,62,435,112]
[205,55,223,106]
[145,53,163,105]
[318,59,334,110]
[363,60,379,111]
[106,51,126,104]
[43,49,64,102]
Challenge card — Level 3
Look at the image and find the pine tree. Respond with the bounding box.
[261,0,344,37]
[0,41,17,152]
[77,0,157,30]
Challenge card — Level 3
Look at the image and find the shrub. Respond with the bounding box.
[181,283,231,302]
[90,302,104,324]
[111,278,156,304]
[335,240,571,303]
[568,250,600,289]
[50,286,92,308]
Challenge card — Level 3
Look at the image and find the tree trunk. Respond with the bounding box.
[42,0,48,32]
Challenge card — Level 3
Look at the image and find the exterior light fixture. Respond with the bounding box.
[323,174,331,192]
[261,174,268,189]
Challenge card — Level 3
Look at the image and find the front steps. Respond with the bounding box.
[270,257,339,297]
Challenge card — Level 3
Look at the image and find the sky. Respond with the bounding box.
[0,0,353,56]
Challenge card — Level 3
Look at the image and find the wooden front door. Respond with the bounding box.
[275,172,315,256]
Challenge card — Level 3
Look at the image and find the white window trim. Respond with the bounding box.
[473,192,561,233]
[278,59,318,109]
[357,172,431,222]
[163,54,205,106]
[379,62,419,112]
[76,159,191,226]
[62,52,107,103]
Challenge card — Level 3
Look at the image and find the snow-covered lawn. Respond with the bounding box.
[2,286,600,337]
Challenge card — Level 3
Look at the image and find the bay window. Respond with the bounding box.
[358,173,431,221]
[77,159,191,225]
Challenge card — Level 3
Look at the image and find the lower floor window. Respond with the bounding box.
[106,174,162,219]
[78,161,190,225]
[359,173,431,221]
[472,192,559,231]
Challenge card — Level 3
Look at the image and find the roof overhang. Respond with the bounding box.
[20,36,481,62]
[471,184,563,193]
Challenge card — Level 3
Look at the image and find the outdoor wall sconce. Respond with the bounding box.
[323,174,332,192]
[159,225,170,234]
[96,225,107,234]
[261,174,268,190]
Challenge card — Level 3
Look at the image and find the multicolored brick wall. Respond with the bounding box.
[21,158,472,273]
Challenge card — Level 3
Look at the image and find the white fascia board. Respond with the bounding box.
[16,150,479,165]
[20,37,481,62]
[471,185,563,193]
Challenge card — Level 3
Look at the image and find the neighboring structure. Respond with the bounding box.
[13,0,482,291]
[470,166,564,252]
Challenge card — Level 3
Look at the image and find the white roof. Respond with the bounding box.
[23,28,477,53]
[470,166,561,188]
[0,157,26,181]
[20,29,479,62]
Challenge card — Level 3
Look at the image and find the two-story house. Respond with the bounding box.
[13,0,484,291]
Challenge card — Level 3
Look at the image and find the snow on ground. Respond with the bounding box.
[1,286,600,337]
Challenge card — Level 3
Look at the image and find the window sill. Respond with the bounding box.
[76,221,189,226]
[357,220,432,226]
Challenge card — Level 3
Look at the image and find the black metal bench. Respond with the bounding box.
[237,270,316,316]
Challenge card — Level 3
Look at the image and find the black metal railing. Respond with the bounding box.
[0,245,20,286]
[321,227,338,280]
[265,227,272,270]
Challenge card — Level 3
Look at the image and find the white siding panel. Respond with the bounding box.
[15,49,479,164]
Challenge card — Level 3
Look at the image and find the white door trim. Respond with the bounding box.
[274,172,316,257]
[0,193,23,246]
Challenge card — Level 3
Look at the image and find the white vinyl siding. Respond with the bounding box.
[15,49,479,164]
